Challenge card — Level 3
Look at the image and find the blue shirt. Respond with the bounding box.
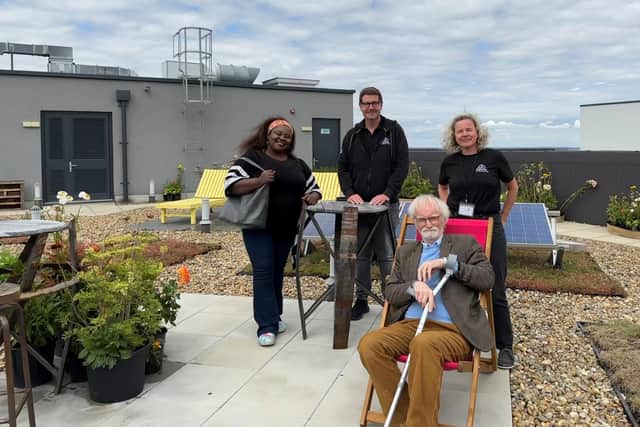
[405,238,453,324]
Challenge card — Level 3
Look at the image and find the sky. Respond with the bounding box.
[1,0,639,149]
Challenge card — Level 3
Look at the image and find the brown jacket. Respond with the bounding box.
[385,234,495,351]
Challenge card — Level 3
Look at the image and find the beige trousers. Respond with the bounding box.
[358,319,472,427]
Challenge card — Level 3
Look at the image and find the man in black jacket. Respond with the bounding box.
[338,87,409,320]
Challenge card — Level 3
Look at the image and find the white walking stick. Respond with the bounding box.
[384,254,458,427]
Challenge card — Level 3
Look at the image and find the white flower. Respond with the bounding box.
[78,191,91,201]
[586,179,598,188]
[543,184,552,191]
[633,202,638,208]
[56,190,68,201]
[635,197,640,203]
[59,194,74,205]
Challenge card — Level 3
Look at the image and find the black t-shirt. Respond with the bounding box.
[439,148,514,217]
[225,150,319,239]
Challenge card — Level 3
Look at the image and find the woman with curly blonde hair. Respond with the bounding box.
[438,112,519,369]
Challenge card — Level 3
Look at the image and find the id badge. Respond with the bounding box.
[458,202,475,217]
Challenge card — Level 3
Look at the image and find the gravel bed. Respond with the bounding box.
[1,208,638,426]
[510,237,639,427]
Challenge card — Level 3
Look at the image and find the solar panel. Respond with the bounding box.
[303,212,336,238]
[504,202,555,247]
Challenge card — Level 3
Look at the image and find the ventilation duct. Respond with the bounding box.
[215,64,260,84]
[0,42,73,62]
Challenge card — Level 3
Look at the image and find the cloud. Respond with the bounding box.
[1,0,638,149]
[483,120,531,128]
[539,121,572,129]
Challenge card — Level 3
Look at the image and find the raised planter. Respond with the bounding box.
[607,224,640,240]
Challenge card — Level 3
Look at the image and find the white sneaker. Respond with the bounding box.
[278,320,287,334]
[258,333,276,347]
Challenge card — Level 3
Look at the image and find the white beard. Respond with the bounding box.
[420,228,442,242]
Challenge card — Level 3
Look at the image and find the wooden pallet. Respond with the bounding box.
[0,180,24,209]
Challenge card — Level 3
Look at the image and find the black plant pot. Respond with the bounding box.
[163,194,181,201]
[145,327,168,375]
[66,351,88,383]
[86,344,150,403]
[12,343,54,388]
[54,337,87,383]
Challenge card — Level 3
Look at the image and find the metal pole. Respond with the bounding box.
[120,101,129,203]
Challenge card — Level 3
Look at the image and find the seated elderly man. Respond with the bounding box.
[358,194,495,427]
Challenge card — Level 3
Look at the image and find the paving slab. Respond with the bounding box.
[3,294,512,427]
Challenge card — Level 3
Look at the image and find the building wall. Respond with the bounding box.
[580,101,640,150]
[0,71,353,203]
[411,150,640,225]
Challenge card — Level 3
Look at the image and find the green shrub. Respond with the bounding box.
[607,185,640,231]
[400,161,434,199]
[0,250,23,283]
[514,162,557,210]
[73,256,163,369]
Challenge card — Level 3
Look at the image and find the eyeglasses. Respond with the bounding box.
[415,215,441,225]
[360,101,381,108]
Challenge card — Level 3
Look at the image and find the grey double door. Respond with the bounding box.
[41,111,113,203]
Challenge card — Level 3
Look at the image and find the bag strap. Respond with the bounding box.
[238,156,265,172]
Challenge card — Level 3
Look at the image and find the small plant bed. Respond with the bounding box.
[579,321,640,427]
[83,233,216,268]
[507,248,626,296]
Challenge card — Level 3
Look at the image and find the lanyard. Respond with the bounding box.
[461,154,478,203]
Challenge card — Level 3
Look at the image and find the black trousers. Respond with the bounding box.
[489,217,513,350]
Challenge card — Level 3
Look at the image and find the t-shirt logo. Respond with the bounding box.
[475,164,489,173]
[380,137,391,146]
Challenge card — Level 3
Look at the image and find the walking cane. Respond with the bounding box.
[384,254,458,427]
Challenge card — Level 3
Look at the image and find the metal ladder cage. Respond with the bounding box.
[173,27,214,103]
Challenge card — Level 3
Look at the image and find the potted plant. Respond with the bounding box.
[72,254,163,402]
[12,293,64,387]
[145,265,189,375]
[607,184,640,239]
[162,180,183,201]
[1,250,60,386]
[162,163,185,201]
[399,161,434,199]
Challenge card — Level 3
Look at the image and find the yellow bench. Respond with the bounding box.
[314,172,342,201]
[155,169,227,225]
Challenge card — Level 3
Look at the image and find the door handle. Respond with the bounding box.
[68,161,79,173]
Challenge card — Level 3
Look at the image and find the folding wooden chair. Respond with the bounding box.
[360,214,497,427]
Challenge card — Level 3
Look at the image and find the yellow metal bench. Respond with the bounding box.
[314,172,342,201]
[155,169,227,225]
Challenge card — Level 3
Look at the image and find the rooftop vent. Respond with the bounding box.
[262,77,319,88]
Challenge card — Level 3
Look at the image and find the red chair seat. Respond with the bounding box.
[394,354,460,371]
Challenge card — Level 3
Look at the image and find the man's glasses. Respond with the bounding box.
[415,215,441,225]
[360,101,381,108]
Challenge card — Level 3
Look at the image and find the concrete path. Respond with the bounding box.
[5,294,512,427]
